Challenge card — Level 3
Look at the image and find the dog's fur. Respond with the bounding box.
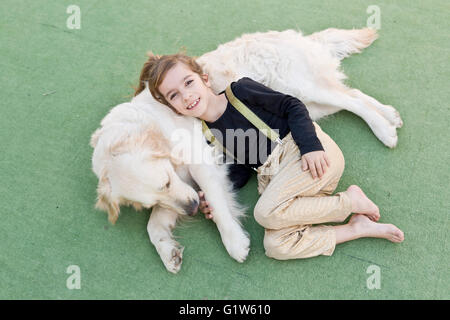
[90,27,402,273]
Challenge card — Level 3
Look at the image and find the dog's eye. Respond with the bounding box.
[159,180,170,191]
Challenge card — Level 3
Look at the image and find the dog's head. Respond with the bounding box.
[91,118,199,224]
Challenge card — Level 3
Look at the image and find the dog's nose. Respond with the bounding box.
[186,199,199,216]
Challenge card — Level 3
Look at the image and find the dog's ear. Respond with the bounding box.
[142,126,173,159]
[90,128,102,148]
[145,126,187,166]
[123,200,144,212]
[95,170,120,224]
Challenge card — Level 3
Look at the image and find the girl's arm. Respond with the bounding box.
[233,77,324,155]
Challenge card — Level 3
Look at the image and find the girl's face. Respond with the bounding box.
[158,62,212,118]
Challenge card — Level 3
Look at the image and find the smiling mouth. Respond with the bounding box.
[187,98,200,110]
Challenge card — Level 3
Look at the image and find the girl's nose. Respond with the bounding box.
[182,91,192,102]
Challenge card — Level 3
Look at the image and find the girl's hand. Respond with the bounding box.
[198,191,213,219]
[301,150,331,179]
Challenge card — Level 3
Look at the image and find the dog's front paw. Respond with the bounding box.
[221,226,250,263]
[158,241,184,274]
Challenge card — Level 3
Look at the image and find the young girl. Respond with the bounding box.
[134,52,404,260]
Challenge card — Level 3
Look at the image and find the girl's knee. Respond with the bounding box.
[263,231,290,260]
[254,195,279,228]
[322,148,345,189]
[328,147,345,175]
[253,201,271,229]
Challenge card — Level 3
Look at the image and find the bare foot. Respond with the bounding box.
[345,185,380,221]
[349,214,404,243]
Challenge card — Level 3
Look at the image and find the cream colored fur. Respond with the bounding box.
[91,27,402,273]
[198,28,402,147]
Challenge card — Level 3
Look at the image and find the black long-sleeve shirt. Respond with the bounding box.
[205,77,323,190]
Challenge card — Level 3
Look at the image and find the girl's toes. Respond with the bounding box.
[374,211,381,221]
[367,212,380,222]
[390,226,404,242]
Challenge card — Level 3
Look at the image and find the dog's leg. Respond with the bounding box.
[348,89,403,128]
[308,85,399,148]
[303,101,342,121]
[188,164,250,263]
[147,205,184,274]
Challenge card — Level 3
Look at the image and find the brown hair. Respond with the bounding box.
[134,51,204,113]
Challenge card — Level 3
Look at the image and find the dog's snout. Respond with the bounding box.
[185,199,199,216]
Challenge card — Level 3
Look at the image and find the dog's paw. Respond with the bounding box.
[381,125,398,148]
[370,117,399,149]
[222,226,250,263]
[158,241,184,274]
[380,130,398,149]
[381,105,403,129]
[391,110,403,129]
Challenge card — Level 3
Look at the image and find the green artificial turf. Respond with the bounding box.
[0,0,448,299]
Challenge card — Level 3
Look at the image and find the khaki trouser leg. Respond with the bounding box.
[255,123,352,260]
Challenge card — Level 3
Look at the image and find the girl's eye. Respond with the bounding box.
[168,79,192,100]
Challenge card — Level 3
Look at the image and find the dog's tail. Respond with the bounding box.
[307,28,378,60]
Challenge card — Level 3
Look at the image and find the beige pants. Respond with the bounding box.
[254,122,352,260]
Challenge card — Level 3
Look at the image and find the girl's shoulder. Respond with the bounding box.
[233,76,259,89]
[232,77,277,100]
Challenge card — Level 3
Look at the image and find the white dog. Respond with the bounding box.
[90,27,402,273]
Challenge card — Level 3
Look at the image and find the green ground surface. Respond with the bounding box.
[0,0,449,299]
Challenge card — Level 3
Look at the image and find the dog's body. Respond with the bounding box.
[197,28,402,147]
[91,28,402,273]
